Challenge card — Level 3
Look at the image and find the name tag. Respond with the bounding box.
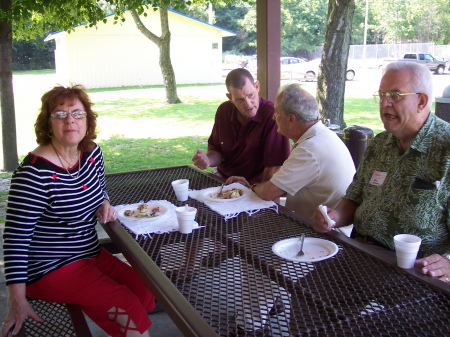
[370,171,387,186]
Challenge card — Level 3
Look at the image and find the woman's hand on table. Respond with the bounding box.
[415,254,450,282]
[2,284,42,337]
[225,176,251,188]
[96,200,117,224]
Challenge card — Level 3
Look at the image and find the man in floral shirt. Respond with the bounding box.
[312,62,450,283]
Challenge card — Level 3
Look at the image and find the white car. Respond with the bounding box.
[281,57,356,81]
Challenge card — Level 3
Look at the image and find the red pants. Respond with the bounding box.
[27,248,155,337]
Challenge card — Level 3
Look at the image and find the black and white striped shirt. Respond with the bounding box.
[3,144,108,285]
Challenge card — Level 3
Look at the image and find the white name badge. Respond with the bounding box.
[370,171,388,186]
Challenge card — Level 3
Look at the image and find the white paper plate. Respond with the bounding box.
[272,237,339,262]
[203,188,245,202]
[118,203,169,222]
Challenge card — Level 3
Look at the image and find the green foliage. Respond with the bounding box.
[12,36,55,71]
[1,0,248,41]
[215,3,256,54]
[369,0,450,44]
[281,0,328,57]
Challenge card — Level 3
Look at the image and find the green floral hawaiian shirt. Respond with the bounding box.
[345,113,450,257]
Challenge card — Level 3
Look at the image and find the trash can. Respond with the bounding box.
[435,84,450,123]
[343,125,373,169]
[327,123,344,140]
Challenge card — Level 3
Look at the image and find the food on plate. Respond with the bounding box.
[124,204,165,218]
[209,188,243,199]
[137,203,150,213]
[124,210,135,216]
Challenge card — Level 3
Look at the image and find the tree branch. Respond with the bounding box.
[130,8,160,46]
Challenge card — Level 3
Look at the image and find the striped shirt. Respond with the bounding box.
[3,144,108,285]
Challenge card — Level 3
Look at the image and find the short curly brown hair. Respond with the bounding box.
[34,85,98,152]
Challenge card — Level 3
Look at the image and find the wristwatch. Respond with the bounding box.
[443,253,450,261]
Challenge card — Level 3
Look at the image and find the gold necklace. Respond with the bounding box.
[51,143,81,178]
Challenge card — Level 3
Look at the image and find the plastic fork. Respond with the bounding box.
[296,234,305,258]
[217,183,225,197]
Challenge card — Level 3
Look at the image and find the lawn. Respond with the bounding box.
[0,71,384,223]
[5,70,384,175]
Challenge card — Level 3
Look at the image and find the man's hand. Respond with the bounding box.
[415,254,450,282]
[192,149,211,170]
[312,208,338,233]
[225,176,251,188]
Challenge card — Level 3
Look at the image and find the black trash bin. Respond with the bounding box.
[343,125,373,169]
[327,124,344,140]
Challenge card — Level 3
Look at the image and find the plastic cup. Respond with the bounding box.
[171,179,189,202]
[393,234,422,269]
[175,206,197,234]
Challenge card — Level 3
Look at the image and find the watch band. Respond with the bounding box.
[442,253,450,261]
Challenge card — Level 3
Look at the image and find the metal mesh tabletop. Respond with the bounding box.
[105,166,450,337]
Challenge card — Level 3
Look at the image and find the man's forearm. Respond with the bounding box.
[205,150,224,167]
[335,199,358,228]
[252,180,285,201]
[261,166,281,182]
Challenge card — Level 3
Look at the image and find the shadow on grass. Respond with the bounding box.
[99,135,209,174]
[96,98,223,123]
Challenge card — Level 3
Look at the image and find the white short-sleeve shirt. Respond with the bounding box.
[270,122,356,219]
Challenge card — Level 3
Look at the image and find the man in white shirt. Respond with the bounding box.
[229,83,355,219]
[227,84,356,334]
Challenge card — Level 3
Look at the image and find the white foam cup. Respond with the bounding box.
[175,206,197,234]
[171,179,189,201]
[393,234,422,269]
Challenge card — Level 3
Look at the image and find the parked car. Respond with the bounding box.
[281,58,356,81]
[397,53,448,74]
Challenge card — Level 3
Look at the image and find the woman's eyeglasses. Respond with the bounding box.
[51,110,87,119]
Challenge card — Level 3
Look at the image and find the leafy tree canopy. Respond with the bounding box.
[1,0,252,40]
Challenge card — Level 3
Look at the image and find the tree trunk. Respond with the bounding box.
[130,7,181,104]
[317,0,355,128]
[0,0,19,171]
[158,6,181,104]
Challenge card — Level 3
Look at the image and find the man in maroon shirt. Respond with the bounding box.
[192,68,290,184]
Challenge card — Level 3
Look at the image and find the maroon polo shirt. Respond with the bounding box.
[208,97,290,184]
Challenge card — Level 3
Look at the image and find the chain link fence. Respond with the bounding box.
[313,43,450,67]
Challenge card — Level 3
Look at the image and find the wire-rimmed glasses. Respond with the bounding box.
[373,91,421,104]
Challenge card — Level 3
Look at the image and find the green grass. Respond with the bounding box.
[13,69,56,75]
[1,72,384,222]
[343,97,384,134]
[101,135,208,173]
[5,71,385,176]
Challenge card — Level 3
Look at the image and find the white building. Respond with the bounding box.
[45,8,235,89]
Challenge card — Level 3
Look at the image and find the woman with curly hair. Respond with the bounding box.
[2,85,155,337]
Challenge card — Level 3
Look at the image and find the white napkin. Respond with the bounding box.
[114,200,200,239]
[188,182,278,220]
[318,204,336,229]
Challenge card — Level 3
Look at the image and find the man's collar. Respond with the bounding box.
[293,120,324,146]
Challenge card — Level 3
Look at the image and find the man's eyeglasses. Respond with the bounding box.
[51,110,87,119]
[373,91,421,104]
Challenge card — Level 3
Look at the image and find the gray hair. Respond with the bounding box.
[277,84,319,122]
[384,62,433,108]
